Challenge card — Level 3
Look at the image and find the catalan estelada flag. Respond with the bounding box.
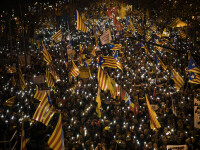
[20,121,29,150]
[97,67,107,91]
[171,69,184,91]
[32,92,55,126]
[187,57,200,74]
[41,42,52,64]
[19,67,26,91]
[52,29,62,43]
[114,53,123,71]
[145,94,161,131]
[34,85,44,101]
[48,114,64,150]
[6,66,16,73]
[156,55,167,71]
[188,72,200,84]
[46,69,55,88]
[108,43,122,51]
[76,10,88,33]
[3,96,16,107]
[99,56,117,69]
[70,61,80,77]
[141,42,149,54]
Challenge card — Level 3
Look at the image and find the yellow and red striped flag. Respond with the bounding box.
[41,42,52,64]
[99,56,117,69]
[34,85,44,101]
[145,94,161,131]
[19,67,26,91]
[50,68,60,82]
[114,53,123,71]
[76,10,88,33]
[97,67,107,91]
[20,122,26,150]
[156,55,167,71]
[48,114,64,150]
[141,42,149,54]
[154,39,163,52]
[3,96,16,107]
[6,66,16,73]
[32,92,55,126]
[188,72,200,84]
[46,69,55,88]
[171,69,184,91]
[70,61,80,77]
[52,29,62,43]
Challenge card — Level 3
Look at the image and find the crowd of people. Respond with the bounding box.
[0,0,200,150]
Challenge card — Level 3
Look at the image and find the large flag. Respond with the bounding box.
[187,57,200,74]
[96,88,101,118]
[48,114,64,150]
[21,122,26,150]
[34,85,44,101]
[99,56,117,69]
[97,67,107,91]
[145,94,161,131]
[3,96,16,107]
[52,29,62,43]
[114,53,123,71]
[188,72,200,84]
[41,42,52,64]
[76,10,88,33]
[32,92,55,126]
[46,69,55,88]
[141,42,149,54]
[6,66,16,73]
[108,43,122,51]
[156,55,167,71]
[70,61,80,77]
[171,69,184,91]
[19,67,26,91]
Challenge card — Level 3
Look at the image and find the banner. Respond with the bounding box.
[194,98,200,129]
[32,75,45,84]
[100,29,112,45]
[167,145,187,150]
[79,67,90,79]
